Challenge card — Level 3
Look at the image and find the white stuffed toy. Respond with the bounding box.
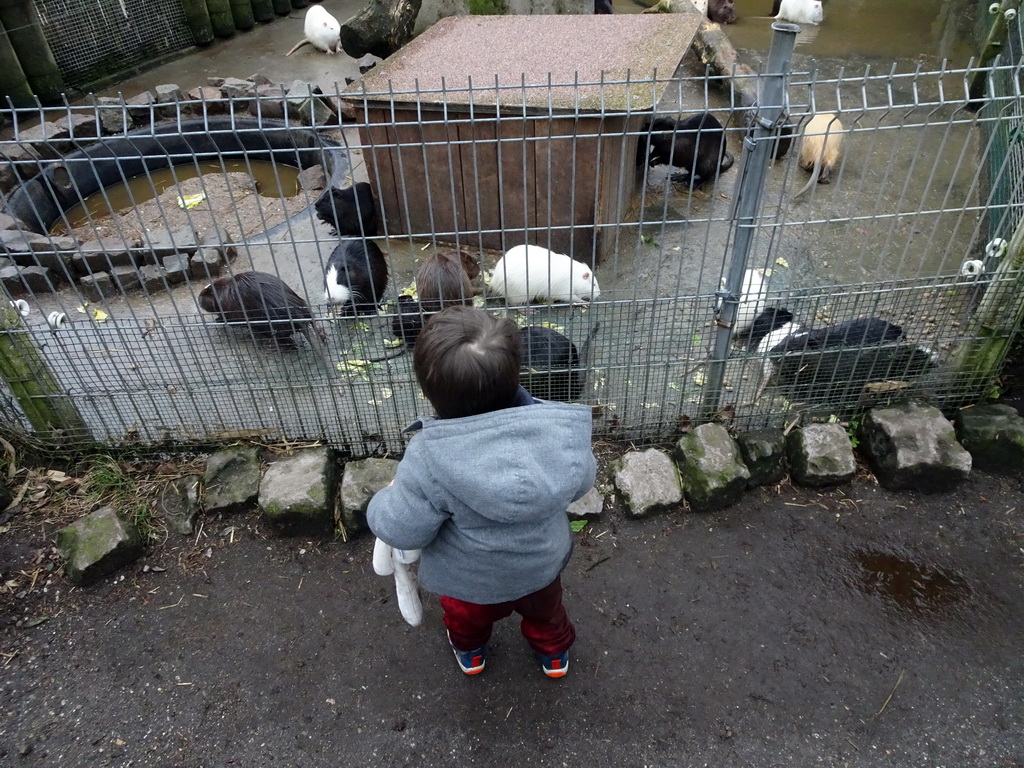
[372,538,423,627]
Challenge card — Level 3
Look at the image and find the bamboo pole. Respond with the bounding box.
[182,0,215,45]
[0,306,90,440]
[0,0,63,103]
[206,0,237,38]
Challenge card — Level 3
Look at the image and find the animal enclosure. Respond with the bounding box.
[0,53,1022,455]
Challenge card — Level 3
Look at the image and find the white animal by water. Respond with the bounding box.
[489,244,601,306]
[772,0,823,24]
[285,5,342,56]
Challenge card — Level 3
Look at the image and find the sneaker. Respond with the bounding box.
[538,650,569,679]
[448,634,486,675]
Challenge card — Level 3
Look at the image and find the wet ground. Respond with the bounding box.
[1,452,1022,766]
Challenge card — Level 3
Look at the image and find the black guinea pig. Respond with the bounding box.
[518,324,600,402]
[314,181,378,238]
[637,113,735,189]
[324,238,389,315]
[198,271,325,348]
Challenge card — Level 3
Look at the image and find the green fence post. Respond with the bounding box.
[0,306,90,441]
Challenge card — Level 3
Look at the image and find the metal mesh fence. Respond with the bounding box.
[0,58,1022,454]
[33,0,195,89]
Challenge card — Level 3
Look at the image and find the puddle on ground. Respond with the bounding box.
[855,550,970,615]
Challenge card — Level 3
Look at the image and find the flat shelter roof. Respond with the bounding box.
[343,14,701,113]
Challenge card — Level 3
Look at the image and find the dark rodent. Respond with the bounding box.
[417,250,475,312]
[314,181,378,237]
[324,239,390,315]
[708,0,736,23]
[594,0,613,13]
[637,113,735,189]
[198,271,326,348]
[743,110,796,163]
[518,323,600,402]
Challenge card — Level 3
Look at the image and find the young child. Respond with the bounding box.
[367,305,596,678]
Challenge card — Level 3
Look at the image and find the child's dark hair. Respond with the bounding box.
[413,305,521,419]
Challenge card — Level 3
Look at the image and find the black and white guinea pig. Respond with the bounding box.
[518,323,600,402]
[314,181,378,238]
[489,245,601,306]
[324,239,389,315]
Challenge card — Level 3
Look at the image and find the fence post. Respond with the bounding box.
[701,22,799,420]
[951,232,1024,395]
[0,305,90,441]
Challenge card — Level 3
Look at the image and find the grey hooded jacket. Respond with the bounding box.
[366,391,596,604]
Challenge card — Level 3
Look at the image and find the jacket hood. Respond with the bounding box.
[414,399,593,524]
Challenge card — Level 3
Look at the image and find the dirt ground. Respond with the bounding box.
[0,436,1022,767]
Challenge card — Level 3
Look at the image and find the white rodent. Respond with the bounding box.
[285,5,342,56]
[718,269,767,334]
[772,0,823,24]
[489,244,601,305]
[793,113,845,200]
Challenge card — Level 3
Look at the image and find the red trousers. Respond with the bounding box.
[441,575,575,656]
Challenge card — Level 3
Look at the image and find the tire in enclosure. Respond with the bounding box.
[4,117,347,236]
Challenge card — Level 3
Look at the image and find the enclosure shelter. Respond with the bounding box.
[341,14,700,264]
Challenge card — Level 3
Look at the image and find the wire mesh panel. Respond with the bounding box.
[0,58,1021,454]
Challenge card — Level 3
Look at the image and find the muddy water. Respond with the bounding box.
[613,0,978,65]
[51,160,304,235]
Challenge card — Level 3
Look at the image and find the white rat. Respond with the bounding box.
[717,268,767,334]
[489,244,601,306]
[285,5,342,56]
[772,0,823,24]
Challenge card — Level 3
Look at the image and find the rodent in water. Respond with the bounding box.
[793,113,844,199]
[198,271,326,348]
[771,0,823,25]
[708,0,736,24]
[637,113,735,189]
[519,323,601,402]
[324,239,389,315]
[285,5,342,56]
[314,182,378,237]
[489,245,601,306]
[417,249,476,312]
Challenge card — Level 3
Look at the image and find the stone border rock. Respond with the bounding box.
[55,401,1022,584]
[0,77,344,299]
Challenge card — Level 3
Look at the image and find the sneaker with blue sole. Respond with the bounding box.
[538,650,569,678]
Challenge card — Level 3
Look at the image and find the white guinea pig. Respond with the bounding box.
[286,5,342,56]
[490,244,601,306]
[773,0,823,25]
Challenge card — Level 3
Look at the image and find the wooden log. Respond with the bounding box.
[291,0,310,8]
[0,307,90,440]
[182,0,215,45]
[229,0,256,30]
[0,0,64,104]
[338,0,423,60]
[0,19,33,107]
[251,0,275,22]
[273,0,292,14]
[206,0,237,37]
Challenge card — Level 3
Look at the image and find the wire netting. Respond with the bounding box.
[0,58,1022,454]
[33,0,195,89]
